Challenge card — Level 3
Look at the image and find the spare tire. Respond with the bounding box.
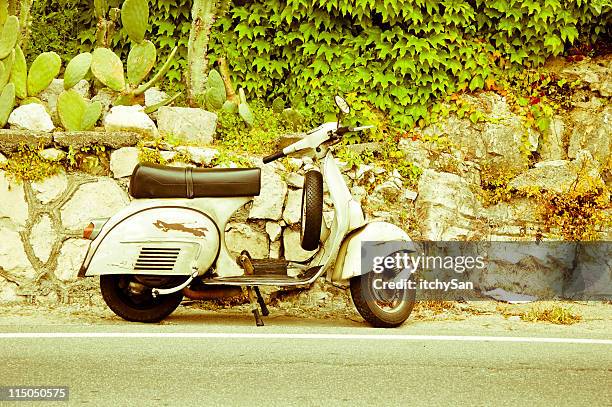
[300,170,323,251]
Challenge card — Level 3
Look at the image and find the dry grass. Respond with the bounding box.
[413,301,457,314]
[520,304,583,325]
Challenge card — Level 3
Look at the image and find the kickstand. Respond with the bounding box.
[247,286,264,327]
[254,286,269,316]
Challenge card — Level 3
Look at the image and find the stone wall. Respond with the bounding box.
[0,133,333,302]
[0,56,610,304]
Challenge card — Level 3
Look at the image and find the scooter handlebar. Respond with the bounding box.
[350,125,375,132]
[263,125,374,163]
[334,125,374,137]
[262,150,285,164]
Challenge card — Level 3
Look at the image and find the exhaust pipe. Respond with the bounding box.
[183,285,243,301]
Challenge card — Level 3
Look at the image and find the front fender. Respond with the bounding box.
[330,221,415,285]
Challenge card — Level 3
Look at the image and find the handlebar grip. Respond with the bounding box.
[335,126,350,136]
[263,150,285,164]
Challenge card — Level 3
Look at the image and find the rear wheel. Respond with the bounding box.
[350,270,415,328]
[100,275,184,323]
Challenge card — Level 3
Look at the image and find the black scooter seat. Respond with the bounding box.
[129,163,261,199]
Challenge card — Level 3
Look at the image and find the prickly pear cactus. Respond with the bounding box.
[204,69,226,110]
[0,50,13,89]
[57,89,102,131]
[272,97,284,114]
[0,82,15,127]
[81,101,103,131]
[238,87,247,105]
[0,15,18,60]
[222,100,237,113]
[57,89,86,131]
[239,102,254,127]
[282,108,304,129]
[203,88,221,110]
[9,45,26,98]
[133,45,177,96]
[91,48,125,92]
[20,96,42,105]
[207,69,225,97]
[27,52,62,96]
[0,0,8,26]
[0,61,5,92]
[121,0,149,44]
[127,40,156,85]
[236,87,254,127]
[64,53,93,90]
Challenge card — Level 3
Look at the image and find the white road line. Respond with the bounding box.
[0,332,610,344]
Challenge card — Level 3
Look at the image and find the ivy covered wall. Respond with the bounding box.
[29,0,611,127]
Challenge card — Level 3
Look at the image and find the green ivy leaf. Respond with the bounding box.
[469,75,484,91]
[543,35,563,53]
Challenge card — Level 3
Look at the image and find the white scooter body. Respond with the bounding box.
[79,109,413,287]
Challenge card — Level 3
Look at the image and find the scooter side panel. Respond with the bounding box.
[84,207,220,276]
[330,221,414,285]
[310,153,352,269]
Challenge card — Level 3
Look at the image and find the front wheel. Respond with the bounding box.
[100,275,184,323]
[350,271,416,328]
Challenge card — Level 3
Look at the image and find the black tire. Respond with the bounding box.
[300,170,323,251]
[350,271,416,328]
[100,275,184,323]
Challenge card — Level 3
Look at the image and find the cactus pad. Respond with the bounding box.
[57,90,101,131]
[238,87,247,105]
[282,108,304,129]
[204,69,226,110]
[57,90,87,131]
[0,82,15,127]
[239,103,254,127]
[0,49,13,89]
[0,0,7,26]
[221,100,238,113]
[127,40,156,85]
[81,101,103,130]
[20,97,42,105]
[134,45,177,95]
[91,48,125,92]
[27,52,62,96]
[207,69,226,95]
[10,45,26,99]
[272,97,285,113]
[64,53,92,90]
[121,0,149,44]
[205,87,225,110]
[0,15,18,60]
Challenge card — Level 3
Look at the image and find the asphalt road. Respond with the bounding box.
[0,317,611,407]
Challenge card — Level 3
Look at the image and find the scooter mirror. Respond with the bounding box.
[334,95,351,114]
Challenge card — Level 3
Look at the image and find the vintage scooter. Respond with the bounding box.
[78,96,416,327]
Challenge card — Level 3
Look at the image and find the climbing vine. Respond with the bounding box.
[27,0,612,128]
[209,0,611,127]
